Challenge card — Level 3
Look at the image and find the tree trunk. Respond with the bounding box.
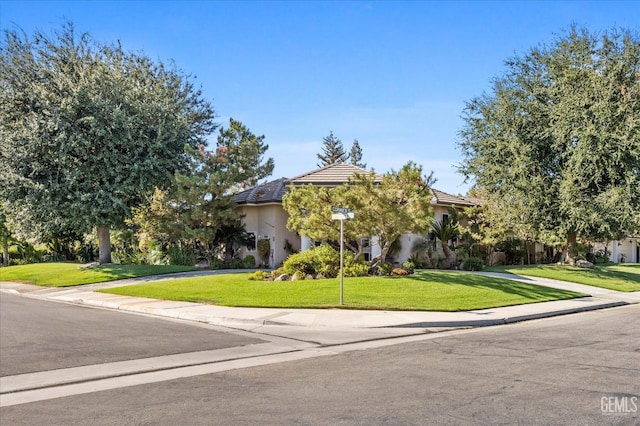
[2,236,8,266]
[223,241,234,263]
[97,226,112,264]
[441,242,457,269]
[563,231,578,265]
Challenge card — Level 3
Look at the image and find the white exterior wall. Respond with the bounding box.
[592,238,639,263]
[432,206,452,223]
[237,204,301,268]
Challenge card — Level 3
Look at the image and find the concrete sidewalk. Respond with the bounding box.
[1,271,638,329]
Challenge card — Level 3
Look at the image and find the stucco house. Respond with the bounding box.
[233,163,478,268]
[593,237,639,264]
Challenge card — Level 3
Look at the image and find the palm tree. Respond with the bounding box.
[430,209,460,269]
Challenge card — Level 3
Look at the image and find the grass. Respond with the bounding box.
[0,262,197,287]
[486,263,640,292]
[99,270,587,311]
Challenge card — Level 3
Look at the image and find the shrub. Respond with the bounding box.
[377,261,393,276]
[243,255,256,268]
[209,257,226,270]
[167,245,196,266]
[271,267,286,277]
[401,261,415,273]
[343,261,369,277]
[495,238,525,265]
[257,239,270,264]
[283,244,340,278]
[392,268,409,276]
[248,270,269,281]
[463,257,484,271]
[228,257,245,269]
[291,270,306,281]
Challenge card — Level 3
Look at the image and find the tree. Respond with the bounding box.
[283,162,435,263]
[429,208,460,269]
[317,131,348,167]
[0,22,217,264]
[349,162,436,262]
[458,26,640,263]
[349,139,366,168]
[133,119,273,261]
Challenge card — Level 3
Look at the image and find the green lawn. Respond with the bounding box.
[99,270,587,311]
[486,264,640,292]
[0,262,196,287]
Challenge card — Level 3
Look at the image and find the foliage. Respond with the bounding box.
[430,207,461,269]
[248,270,269,281]
[228,257,246,269]
[166,244,197,266]
[0,21,217,264]
[377,261,394,276]
[283,161,435,262]
[402,261,416,273]
[458,26,640,263]
[349,139,366,168]
[282,244,341,278]
[243,255,256,268]
[292,270,306,281]
[343,261,370,277]
[585,250,609,265]
[209,257,226,270]
[111,229,145,265]
[317,131,348,167]
[130,118,272,263]
[495,238,526,265]
[462,257,485,271]
[283,239,297,255]
[140,119,271,255]
[349,162,436,262]
[257,239,271,265]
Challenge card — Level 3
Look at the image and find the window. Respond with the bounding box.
[246,233,256,251]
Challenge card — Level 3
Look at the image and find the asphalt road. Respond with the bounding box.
[0,293,265,376]
[2,295,638,425]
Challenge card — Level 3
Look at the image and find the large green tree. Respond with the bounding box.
[458,26,640,262]
[0,22,216,263]
[132,119,273,261]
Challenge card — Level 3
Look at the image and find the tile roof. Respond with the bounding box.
[233,165,481,208]
[289,162,382,185]
[233,178,288,204]
[430,188,479,207]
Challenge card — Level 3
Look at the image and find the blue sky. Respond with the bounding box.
[2,1,638,194]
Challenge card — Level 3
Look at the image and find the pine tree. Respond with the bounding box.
[316,131,348,167]
[349,139,366,168]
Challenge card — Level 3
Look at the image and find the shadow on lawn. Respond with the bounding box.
[405,271,586,300]
[533,264,638,287]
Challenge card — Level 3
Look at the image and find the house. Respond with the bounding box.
[592,237,639,264]
[233,163,478,268]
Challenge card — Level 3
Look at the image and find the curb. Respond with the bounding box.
[1,286,632,329]
[388,301,630,328]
